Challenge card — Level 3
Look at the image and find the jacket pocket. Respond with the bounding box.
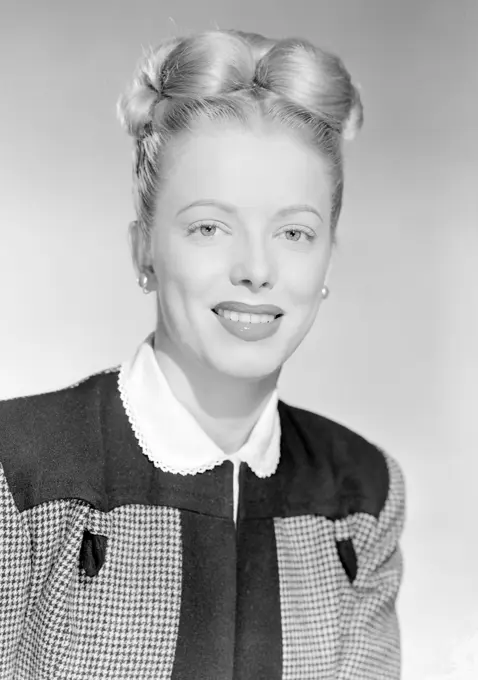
[79,506,111,578]
[336,537,358,583]
[334,517,358,584]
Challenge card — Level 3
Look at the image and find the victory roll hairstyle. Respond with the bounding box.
[117,29,363,240]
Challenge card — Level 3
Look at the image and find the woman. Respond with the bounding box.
[0,28,405,679]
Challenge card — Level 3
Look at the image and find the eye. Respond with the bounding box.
[279,226,316,243]
[186,220,225,238]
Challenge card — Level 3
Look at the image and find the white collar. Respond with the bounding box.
[118,333,281,477]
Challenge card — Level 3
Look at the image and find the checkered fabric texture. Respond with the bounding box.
[0,465,31,678]
[0,469,182,680]
[0,453,404,679]
[274,451,404,680]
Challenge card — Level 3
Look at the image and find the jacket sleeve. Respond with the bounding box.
[338,452,406,680]
[0,463,32,678]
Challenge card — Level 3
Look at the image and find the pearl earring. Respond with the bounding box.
[137,273,150,294]
[321,285,329,300]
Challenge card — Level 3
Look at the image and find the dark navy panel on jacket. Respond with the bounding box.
[0,371,389,522]
[171,511,237,680]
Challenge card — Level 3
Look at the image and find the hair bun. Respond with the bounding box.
[118,32,363,142]
[117,38,181,138]
[254,39,363,139]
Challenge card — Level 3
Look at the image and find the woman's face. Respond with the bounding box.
[139,121,333,380]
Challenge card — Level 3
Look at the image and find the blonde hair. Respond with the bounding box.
[117,29,363,240]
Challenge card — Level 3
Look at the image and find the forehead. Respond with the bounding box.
[159,123,332,213]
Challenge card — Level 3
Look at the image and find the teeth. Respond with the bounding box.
[217,309,276,323]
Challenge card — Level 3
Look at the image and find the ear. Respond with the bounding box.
[128,220,155,279]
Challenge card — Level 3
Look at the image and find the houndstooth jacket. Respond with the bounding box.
[0,367,405,680]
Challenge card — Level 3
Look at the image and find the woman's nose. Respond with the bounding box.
[229,239,277,291]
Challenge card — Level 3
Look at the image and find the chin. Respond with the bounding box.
[207,348,284,381]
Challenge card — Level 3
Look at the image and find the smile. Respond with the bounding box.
[214,308,278,324]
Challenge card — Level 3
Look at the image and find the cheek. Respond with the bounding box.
[154,249,214,308]
[283,253,329,307]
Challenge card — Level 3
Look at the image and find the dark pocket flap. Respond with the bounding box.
[336,537,358,583]
[79,529,108,577]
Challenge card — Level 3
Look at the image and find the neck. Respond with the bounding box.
[152,329,280,454]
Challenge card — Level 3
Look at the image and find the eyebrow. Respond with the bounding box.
[176,199,323,222]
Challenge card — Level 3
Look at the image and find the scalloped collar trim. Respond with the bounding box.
[118,333,281,478]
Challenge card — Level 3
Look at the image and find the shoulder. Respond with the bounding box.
[0,366,117,421]
[278,399,404,520]
[0,366,120,439]
[0,367,120,512]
